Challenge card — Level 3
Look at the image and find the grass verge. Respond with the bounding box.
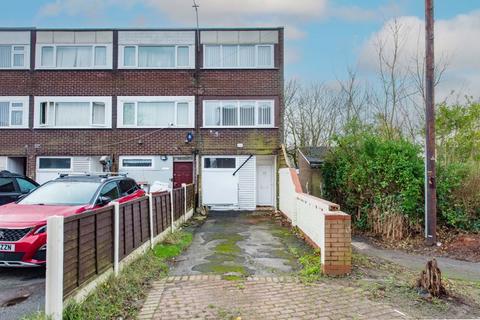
[22,230,193,320]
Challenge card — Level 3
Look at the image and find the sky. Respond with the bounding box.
[2,0,480,101]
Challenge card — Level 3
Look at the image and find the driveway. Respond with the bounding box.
[171,210,310,277]
[0,268,45,320]
[139,211,407,319]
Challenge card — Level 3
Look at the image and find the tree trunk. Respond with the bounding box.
[416,258,446,298]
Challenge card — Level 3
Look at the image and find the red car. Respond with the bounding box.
[0,174,145,267]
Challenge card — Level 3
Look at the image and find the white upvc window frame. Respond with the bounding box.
[36,156,73,172]
[202,156,237,171]
[118,44,194,69]
[202,100,275,128]
[119,156,155,169]
[203,44,274,69]
[35,44,113,70]
[0,96,29,129]
[117,96,195,128]
[0,44,29,70]
[34,96,112,129]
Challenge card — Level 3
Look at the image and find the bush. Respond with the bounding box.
[323,130,425,239]
[437,163,480,230]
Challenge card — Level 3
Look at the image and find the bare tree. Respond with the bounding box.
[284,80,341,165]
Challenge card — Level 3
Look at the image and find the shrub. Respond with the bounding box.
[323,130,425,239]
[437,163,480,230]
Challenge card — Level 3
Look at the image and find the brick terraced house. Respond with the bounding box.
[0,27,284,210]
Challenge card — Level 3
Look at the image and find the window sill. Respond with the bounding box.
[0,67,30,70]
[34,126,112,129]
[117,126,194,129]
[201,67,279,71]
[201,126,278,129]
[118,67,195,70]
[0,127,29,129]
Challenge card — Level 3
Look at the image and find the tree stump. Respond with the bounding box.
[416,258,446,298]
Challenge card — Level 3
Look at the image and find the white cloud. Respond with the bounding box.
[358,10,480,100]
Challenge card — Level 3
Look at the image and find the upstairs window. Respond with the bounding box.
[0,98,28,128]
[203,100,274,128]
[204,44,273,68]
[38,45,110,69]
[118,97,194,128]
[35,97,111,128]
[0,45,27,69]
[120,45,192,69]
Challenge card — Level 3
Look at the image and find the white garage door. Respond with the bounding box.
[201,157,238,208]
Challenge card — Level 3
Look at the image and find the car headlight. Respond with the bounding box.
[34,225,47,234]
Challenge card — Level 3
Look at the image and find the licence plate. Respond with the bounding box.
[0,244,15,252]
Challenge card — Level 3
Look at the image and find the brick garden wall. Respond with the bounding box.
[323,215,352,276]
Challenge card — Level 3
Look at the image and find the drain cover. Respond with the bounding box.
[2,294,30,307]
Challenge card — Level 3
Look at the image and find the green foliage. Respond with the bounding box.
[298,250,323,282]
[323,129,425,231]
[154,231,193,260]
[437,163,480,230]
[437,102,480,165]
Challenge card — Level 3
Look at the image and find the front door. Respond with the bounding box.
[173,162,193,189]
[256,164,273,206]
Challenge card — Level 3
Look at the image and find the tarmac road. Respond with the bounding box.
[0,267,45,320]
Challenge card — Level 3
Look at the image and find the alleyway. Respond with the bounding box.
[139,211,407,320]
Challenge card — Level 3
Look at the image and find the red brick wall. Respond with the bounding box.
[323,214,352,276]
[0,28,284,178]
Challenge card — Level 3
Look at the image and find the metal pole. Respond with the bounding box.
[425,0,437,245]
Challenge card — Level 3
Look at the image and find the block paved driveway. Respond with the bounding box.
[140,211,408,319]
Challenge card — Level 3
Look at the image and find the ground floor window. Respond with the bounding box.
[38,157,72,170]
[120,157,154,168]
[203,157,236,169]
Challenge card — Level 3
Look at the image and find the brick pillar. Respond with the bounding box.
[322,214,352,276]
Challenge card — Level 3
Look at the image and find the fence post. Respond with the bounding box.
[113,201,120,276]
[182,183,187,223]
[148,193,154,249]
[170,190,175,233]
[45,215,64,320]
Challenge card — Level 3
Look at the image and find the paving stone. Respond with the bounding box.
[138,277,408,320]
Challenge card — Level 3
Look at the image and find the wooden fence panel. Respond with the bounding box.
[172,188,184,220]
[152,191,171,234]
[63,206,115,298]
[119,196,149,261]
[186,184,194,211]
[60,186,193,300]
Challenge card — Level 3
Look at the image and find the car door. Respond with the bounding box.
[97,181,121,206]
[0,178,21,205]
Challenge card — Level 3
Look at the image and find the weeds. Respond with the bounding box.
[60,230,192,320]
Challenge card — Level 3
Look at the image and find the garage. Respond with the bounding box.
[201,155,275,210]
[35,156,103,184]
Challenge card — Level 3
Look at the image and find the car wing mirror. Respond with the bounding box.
[97,196,112,206]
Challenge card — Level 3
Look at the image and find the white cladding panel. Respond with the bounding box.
[36,31,113,44]
[0,31,30,44]
[201,30,278,44]
[238,156,256,210]
[118,31,195,45]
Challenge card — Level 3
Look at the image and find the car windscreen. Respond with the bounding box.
[18,181,100,205]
